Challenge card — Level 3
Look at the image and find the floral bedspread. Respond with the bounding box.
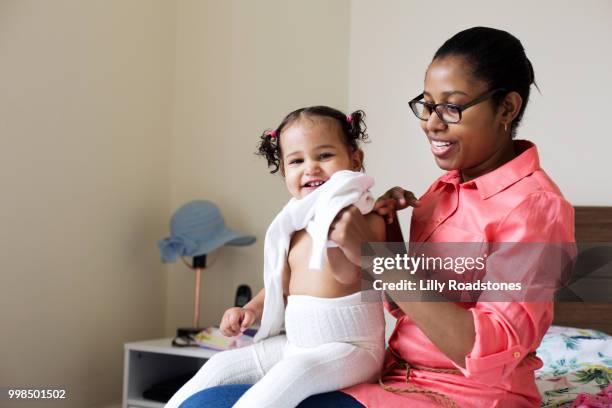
[536,326,612,407]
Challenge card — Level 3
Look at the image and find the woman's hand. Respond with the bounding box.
[219,307,257,337]
[329,206,385,267]
[374,186,421,224]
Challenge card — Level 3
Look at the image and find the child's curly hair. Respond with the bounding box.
[256,106,369,174]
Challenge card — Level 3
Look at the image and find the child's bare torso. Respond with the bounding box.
[284,229,361,298]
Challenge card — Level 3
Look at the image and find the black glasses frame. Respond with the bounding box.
[409,88,507,124]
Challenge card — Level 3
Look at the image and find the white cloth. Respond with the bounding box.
[254,170,375,342]
[164,291,385,408]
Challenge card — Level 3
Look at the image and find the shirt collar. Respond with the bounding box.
[434,140,541,200]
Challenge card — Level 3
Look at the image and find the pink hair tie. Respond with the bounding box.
[267,130,277,139]
[346,114,353,123]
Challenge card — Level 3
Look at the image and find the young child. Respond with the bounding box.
[165,106,386,408]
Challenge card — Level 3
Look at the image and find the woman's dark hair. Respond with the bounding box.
[433,27,538,137]
[256,106,369,174]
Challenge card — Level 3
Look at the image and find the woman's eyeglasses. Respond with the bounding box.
[409,88,506,124]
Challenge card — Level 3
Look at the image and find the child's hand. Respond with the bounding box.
[219,307,257,337]
[374,186,421,224]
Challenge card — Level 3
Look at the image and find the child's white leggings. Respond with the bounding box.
[165,291,385,408]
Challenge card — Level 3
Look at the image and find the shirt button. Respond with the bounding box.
[513,351,521,359]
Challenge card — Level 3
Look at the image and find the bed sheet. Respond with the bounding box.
[536,325,612,407]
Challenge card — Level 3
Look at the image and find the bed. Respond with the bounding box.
[536,206,612,407]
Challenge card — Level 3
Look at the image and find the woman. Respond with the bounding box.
[334,26,574,408]
[180,26,574,408]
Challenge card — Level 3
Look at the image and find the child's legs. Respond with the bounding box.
[233,291,384,408]
[165,335,286,408]
[233,341,382,408]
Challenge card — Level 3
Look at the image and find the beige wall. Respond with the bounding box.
[1,1,350,406]
[164,0,351,334]
[0,1,176,407]
[348,0,612,236]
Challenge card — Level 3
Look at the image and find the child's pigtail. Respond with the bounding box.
[256,128,282,174]
[348,110,369,145]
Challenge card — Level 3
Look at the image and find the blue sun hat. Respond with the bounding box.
[157,200,256,263]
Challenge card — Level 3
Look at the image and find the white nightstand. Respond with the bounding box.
[122,338,218,408]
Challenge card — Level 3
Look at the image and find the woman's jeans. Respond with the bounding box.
[179,384,365,408]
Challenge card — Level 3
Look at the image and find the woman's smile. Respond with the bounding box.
[429,137,458,158]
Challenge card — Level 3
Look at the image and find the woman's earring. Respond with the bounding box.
[504,123,508,132]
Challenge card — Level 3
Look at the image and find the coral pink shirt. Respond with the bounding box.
[344,140,575,407]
